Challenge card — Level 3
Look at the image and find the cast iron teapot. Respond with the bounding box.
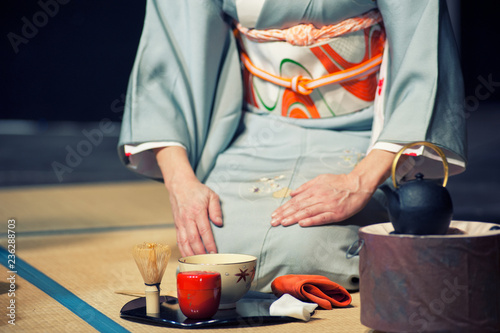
[380,142,453,235]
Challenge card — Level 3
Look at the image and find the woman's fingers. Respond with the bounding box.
[289,177,316,196]
[271,187,313,218]
[271,175,330,218]
[197,212,218,254]
[176,214,217,256]
[277,202,326,226]
[170,182,222,256]
[271,194,316,226]
[271,173,372,227]
[188,220,213,255]
[208,192,223,227]
[176,222,196,257]
[297,212,339,227]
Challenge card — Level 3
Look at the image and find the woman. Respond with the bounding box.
[118,0,466,292]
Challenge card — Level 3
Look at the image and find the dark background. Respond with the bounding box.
[1,1,499,122]
[0,1,499,222]
[0,1,144,122]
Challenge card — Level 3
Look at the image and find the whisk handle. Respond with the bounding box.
[145,285,160,316]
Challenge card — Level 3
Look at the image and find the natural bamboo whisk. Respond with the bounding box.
[132,243,171,315]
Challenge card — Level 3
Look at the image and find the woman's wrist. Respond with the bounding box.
[154,146,198,191]
[349,149,396,193]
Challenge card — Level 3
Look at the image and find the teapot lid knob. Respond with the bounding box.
[415,173,424,180]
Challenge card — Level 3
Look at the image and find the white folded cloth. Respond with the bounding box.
[269,293,318,321]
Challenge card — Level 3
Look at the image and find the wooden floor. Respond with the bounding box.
[0,181,375,332]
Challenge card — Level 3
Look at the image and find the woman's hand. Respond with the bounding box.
[168,177,222,257]
[271,149,396,227]
[155,147,223,257]
[270,173,373,227]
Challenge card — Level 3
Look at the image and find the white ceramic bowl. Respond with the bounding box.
[178,253,257,309]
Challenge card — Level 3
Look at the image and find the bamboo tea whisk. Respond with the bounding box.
[132,243,171,315]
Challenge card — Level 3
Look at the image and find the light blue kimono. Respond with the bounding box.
[118,0,466,291]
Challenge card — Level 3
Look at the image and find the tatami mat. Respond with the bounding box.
[0,181,172,232]
[0,181,374,332]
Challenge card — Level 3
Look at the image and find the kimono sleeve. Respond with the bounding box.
[371,0,466,180]
[118,0,243,181]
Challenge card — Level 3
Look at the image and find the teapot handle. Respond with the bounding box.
[391,141,449,189]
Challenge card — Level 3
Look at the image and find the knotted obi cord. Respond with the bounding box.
[235,9,385,95]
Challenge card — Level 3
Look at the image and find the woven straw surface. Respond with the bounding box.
[0,181,375,332]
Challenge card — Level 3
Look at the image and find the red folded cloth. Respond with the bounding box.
[271,275,352,310]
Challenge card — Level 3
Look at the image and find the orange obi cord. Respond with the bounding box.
[240,52,383,96]
[236,9,385,96]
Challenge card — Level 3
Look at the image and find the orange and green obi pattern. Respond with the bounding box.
[237,10,386,119]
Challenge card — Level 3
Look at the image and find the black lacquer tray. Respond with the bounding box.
[120,295,299,328]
